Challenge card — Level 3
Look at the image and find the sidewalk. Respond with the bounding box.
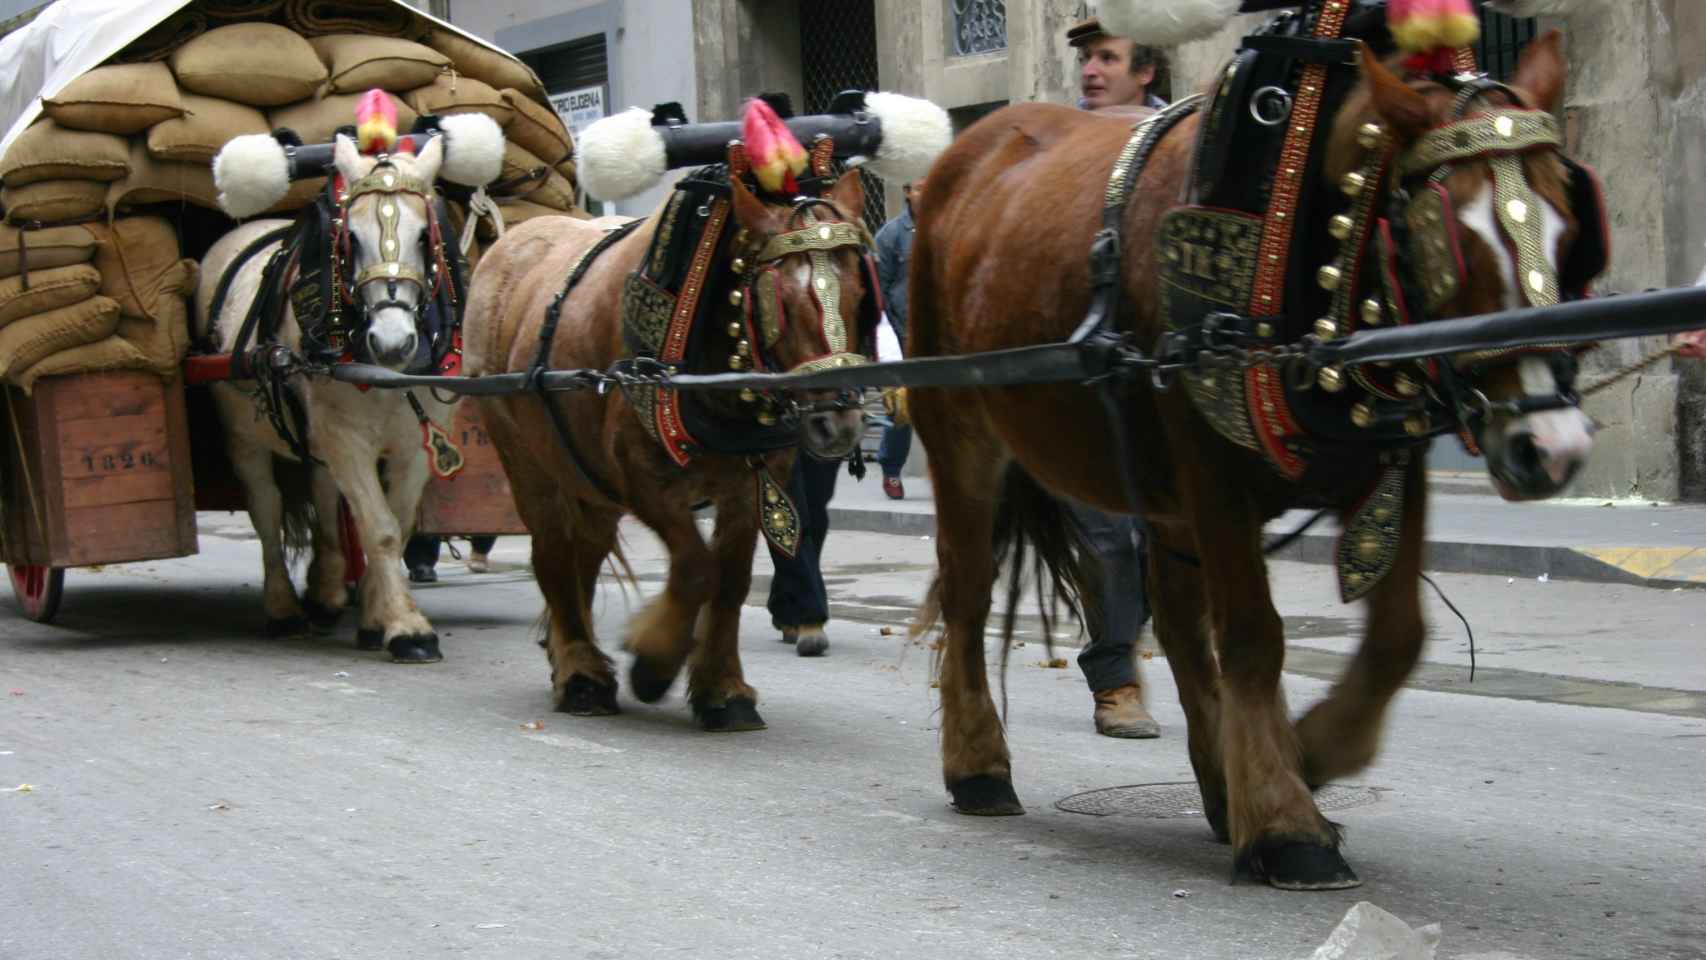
[829,470,1706,589]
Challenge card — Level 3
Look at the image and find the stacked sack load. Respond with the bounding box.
[0,0,584,392]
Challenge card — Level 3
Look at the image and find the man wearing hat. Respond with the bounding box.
[1062,13,1165,740]
[1069,16,1168,116]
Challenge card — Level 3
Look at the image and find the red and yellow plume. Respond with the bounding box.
[355,88,399,154]
[1390,0,1481,74]
[741,98,808,195]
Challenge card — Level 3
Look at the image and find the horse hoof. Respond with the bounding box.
[355,628,384,651]
[265,615,309,638]
[304,600,344,632]
[694,696,766,732]
[948,774,1025,816]
[795,630,828,657]
[1234,836,1361,891]
[559,674,620,716]
[629,655,677,704]
[388,633,443,664]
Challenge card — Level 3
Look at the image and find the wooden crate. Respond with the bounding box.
[414,401,527,536]
[2,371,197,568]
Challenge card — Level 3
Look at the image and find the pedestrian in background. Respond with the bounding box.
[873,179,922,499]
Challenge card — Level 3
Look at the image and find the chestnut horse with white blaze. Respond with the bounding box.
[909,26,1601,888]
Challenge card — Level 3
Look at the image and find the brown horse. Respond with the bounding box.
[463,169,872,731]
[909,34,1599,889]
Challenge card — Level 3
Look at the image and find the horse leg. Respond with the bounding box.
[228,434,306,636]
[535,502,623,716]
[1191,480,1358,890]
[917,412,1017,814]
[625,495,716,705]
[374,442,441,662]
[1147,532,1228,841]
[301,463,348,631]
[317,436,439,663]
[1296,456,1428,787]
[685,489,765,732]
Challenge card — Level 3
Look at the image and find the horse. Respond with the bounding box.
[196,114,501,664]
[463,142,879,730]
[907,25,1604,889]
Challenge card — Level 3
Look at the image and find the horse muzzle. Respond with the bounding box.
[802,405,866,461]
[1484,414,1594,501]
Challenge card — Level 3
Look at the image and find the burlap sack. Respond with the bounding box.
[270,91,417,147]
[0,294,120,379]
[555,158,577,192]
[2,180,108,224]
[0,121,130,187]
[0,223,98,279]
[266,176,328,215]
[117,289,194,376]
[147,94,270,164]
[497,141,548,195]
[530,168,577,212]
[311,34,448,94]
[501,89,572,165]
[0,264,102,328]
[15,335,150,393]
[42,63,186,135]
[107,139,221,212]
[170,23,329,107]
[403,74,511,129]
[475,198,579,242]
[85,217,195,318]
[424,30,547,105]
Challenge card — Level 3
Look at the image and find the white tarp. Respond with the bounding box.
[0,0,523,157]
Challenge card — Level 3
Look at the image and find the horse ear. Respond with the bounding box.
[333,133,364,182]
[1509,29,1565,113]
[1360,44,1434,144]
[413,133,444,182]
[825,169,865,222]
[730,175,777,235]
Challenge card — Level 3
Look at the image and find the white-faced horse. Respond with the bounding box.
[196,115,501,662]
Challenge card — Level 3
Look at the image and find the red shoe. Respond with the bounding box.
[882,475,904,500]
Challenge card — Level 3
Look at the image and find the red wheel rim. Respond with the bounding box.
[8,563,64,623]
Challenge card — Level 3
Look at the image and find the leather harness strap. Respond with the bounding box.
[529,218,648,505]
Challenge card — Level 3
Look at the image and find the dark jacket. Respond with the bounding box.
[873,203,914,340]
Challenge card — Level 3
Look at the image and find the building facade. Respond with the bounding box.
[432,0,1704,499]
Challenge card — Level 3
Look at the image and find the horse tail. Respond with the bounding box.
[274,456,316,561]
[990,463,1098,709]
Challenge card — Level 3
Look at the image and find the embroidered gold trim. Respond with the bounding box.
[755,221,868,261]
[1336,453,1408,602]
[1399,110,1560,177]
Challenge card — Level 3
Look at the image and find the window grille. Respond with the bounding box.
[1471,10,1538,81]
[949,0,1007,57]
[799,1,887,233]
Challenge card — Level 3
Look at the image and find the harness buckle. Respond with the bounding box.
[1088,228,1122,287]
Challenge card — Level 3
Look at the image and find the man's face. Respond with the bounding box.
[1078,37,1154,110]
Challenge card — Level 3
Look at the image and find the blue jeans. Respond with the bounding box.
[1065,501,1150,693]
[877,423,912,478]
[766,452,840,628]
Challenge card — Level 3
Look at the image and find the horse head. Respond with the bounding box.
[329,133,447,371]
[1339,32,1603,500]
[725,168,874,460]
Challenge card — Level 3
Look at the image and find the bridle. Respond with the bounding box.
[729,196,880,417]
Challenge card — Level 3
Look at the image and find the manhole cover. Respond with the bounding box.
[1054,782,1380,819]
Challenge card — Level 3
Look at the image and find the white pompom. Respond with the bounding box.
[1097,0,1243,46]
[862,92,952,186]
[577,107,668,201]
[438,112,505,187]
[213,133,290,219]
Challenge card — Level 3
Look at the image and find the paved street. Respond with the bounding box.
[3,514,1704,959]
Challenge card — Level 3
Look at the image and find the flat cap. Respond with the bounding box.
[1066,17,1109,47]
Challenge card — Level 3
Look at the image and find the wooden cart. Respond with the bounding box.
[2,367,524,624]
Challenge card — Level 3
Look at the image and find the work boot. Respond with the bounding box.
[466,550,490,573]
[408,565,437,584]
[1093,683,1159,738]
[780,623,829,657]
[882,475,904,500]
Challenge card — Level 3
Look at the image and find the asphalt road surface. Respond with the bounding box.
[3,517,1703,959]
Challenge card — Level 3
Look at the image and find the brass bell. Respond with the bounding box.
[1404,414,1429,436]
[739,388,757,402]
[1361,298,1383,326]
[1341,171,1367,198]
[736,339,751,356]
[1357,122,1385,150]
[1350,402,1374,428]
[1357,536,1382,560]
[727,321,743,338]
[1318,366,1346,392]
[1329,214,1354,241]
[732,257,748,273]
[1313,317,1338,340]
[1395,372,1421,397]
[1255,321,1274,339]
[757,411,777,426]
[729,289,744,306]
[728,355,746,370]
[1318,264,1343,291]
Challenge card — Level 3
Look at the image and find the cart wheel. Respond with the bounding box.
[8,563,65,623]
